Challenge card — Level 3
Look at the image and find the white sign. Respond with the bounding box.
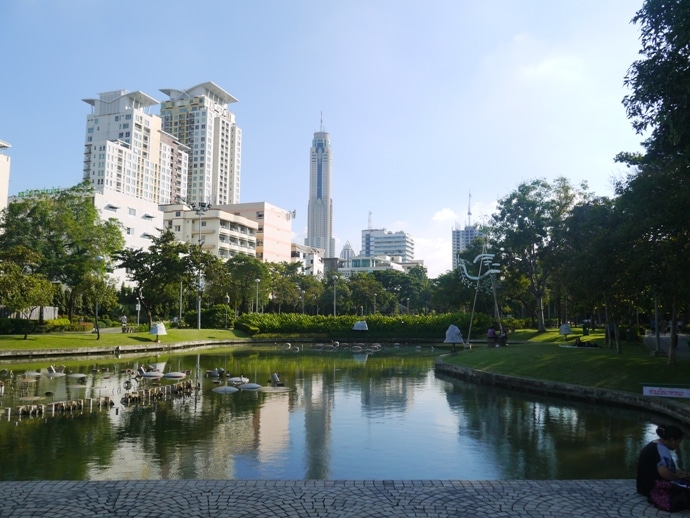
[643,386,690,398]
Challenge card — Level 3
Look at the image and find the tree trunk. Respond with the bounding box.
[536,294,546,332]
[668,297,678,366]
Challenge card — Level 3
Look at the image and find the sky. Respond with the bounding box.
[0,0,645,278]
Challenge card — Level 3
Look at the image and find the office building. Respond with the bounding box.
[305,122,335,258]
[361,228,414,263]
[0,140,10,213]
[337,254,405,278]
[160,82,242,206]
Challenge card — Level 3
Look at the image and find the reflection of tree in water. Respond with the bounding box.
[438,374,676,479]
[0,412,115,481]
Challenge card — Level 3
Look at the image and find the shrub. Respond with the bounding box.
[45,318,71,332]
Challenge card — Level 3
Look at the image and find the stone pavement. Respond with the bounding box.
[0,479,681,517]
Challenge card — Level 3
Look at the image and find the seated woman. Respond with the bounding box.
[573,337,599,348]
[637,425,690,512]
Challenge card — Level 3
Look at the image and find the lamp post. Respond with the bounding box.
[333,275,339,317]
[136,299,141,326]
[224,293,230,329]
[93,256,103,341]
[301,290,305,314]
[373,293,377,314]
[255,278,260,313]
[406,297,410,314]
[189,202,211,330]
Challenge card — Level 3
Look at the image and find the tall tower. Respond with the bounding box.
[159,82,242,206]
[0,140,10,213]
[305,117,335,257]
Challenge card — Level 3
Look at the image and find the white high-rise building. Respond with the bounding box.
[82,90,187,205]
[159,82,242,206]
[0,140,11,213]
[452,223,481,269]
[305,121,335,257]
[361,228,414,263]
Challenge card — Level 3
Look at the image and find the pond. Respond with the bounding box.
[0,345,683,480]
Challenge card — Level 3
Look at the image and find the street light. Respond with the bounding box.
[255,279,260,313]
[224,293,230,329]
[93,256,104,340]
[333,275,339,317]
[406,297,410,314]
[189,201,211,330]
[136,299,141,326]
[301,290,305,314]
[373,293,377,314]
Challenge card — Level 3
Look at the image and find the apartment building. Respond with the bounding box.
[159,82,242,206]
[221,202,293,263]
[162,203,257,260]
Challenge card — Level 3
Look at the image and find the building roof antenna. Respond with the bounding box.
[368,211,373,230]
[467,192,472,227]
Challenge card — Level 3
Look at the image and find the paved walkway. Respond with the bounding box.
[0,479,679,517]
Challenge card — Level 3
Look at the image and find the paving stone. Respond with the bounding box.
[0,479,678,517]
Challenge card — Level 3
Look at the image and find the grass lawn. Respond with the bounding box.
[444,329,690,397]
[0,328,250,350]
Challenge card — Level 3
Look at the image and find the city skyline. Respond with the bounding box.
[1,1,645,277]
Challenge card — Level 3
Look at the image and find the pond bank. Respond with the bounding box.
[434,356,690,426]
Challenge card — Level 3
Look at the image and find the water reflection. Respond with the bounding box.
[0,348,684,481]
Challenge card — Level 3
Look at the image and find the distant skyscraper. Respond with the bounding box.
[305,119,335,257]
[160,82,242,206]
[339,241,355,268]
[452,193,482,269]
[0,139,10,213]
[452,224,481,268]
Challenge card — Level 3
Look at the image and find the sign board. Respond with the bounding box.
[643,386,690,398]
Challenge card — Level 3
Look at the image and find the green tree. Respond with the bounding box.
[114,231,194,327]
[0,183,124,321]
[623,0,690,160]
[0,260,53,339]
[347,273,386,316]
[268,262,303,313]
[617,0,690,363]
[225,255,270,314]
[490,178,588,332]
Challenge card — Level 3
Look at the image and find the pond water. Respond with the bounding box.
[0,346,684,481]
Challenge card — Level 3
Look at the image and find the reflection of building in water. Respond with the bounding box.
[303,372,335,479]
[359,375,414,415]
[257,392,290,463]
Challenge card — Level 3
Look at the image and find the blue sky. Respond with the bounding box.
[1,0,643,278]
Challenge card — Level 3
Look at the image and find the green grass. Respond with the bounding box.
[444,335,690,398]
[0,328,250,350]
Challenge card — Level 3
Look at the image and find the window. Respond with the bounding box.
[128,208,136,216]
